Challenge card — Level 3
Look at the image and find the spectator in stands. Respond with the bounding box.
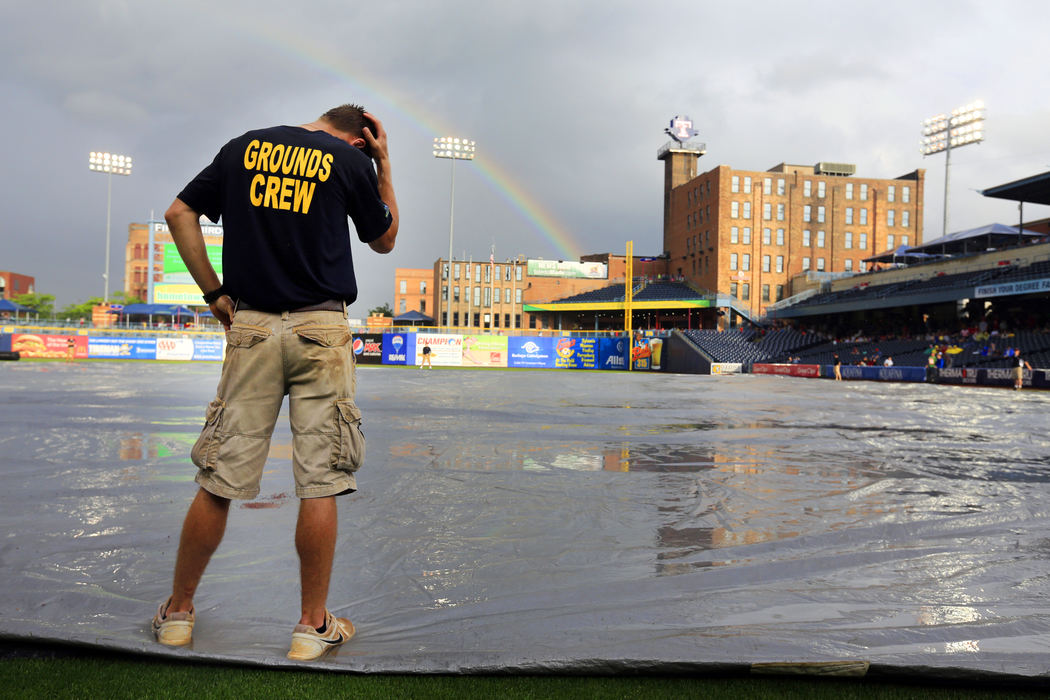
[1013,353,1033,390]
[883,356,894,367]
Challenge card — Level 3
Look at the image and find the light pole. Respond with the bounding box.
[921,101,984,237]
[433,136,475,327]
[88,151,133,302]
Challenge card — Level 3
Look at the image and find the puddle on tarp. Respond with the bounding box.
[1,361,1049,678]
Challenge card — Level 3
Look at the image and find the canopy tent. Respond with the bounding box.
[393,309,435,326]
[907,222,1043,257]
[107,303,200,326]
[0,299,29,313]
[863,245,940,265]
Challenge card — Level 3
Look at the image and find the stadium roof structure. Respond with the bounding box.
[908,222,1043,257]
[862,245,940,265]
[524,280,711,313]
[981,170,1050,206]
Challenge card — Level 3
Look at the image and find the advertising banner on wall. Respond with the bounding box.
[382,332,412,365]
[12,334,88,359]
[526,260,608,279]
[352,334,383,365]
[415,333,462,366]
[155,337,195,361]
[553,337,600,369]
[89,336,158,360]
[752,363,822,378]
[192,337,225,361]
[598,337,629,370]
[462,335,508,368]
[711,363,743,375]
[508,336,556,368]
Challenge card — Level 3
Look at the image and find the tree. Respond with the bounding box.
[59,297,104,321]
[369,303,393,317]
[12,292,54,316]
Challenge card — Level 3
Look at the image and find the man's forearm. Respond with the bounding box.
[370,159,399,254]
[165,198,222,294]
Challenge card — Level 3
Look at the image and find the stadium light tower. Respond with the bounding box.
[88,151,133,302]
[433,136,475,327]
[921,100,984,238]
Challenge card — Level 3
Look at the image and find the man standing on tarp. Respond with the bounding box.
[151,104,398,661]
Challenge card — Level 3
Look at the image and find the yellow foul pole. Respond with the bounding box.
[625,240,633,371]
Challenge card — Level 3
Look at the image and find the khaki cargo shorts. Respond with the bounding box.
[189,308,365,500]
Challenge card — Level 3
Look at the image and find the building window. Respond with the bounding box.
[859,208,868,225]
[399,279,407,294]
[505,288,512,304]
[845,232,853,249]
[453,286,460,302]
[775,255,784,273]
[742,253,751,271]
[777,203,785,221]
[731,175,740,193]
[817,181,826,198]
[743,201,751,219]
[420,299,426,312]
[887,209,895,227]
[817,230,826,248]
[802,257,811,271]
[454,263,461,279]
[475,265,481,282]
[902,211,910,227]
[515,288,522,303]
[860,184,868,201]
[473,286,481,306]
[887,234,895,249]
[763,177,772,195]
[803,180,811,197]
[844,259,853,272]
[516,265,523,281]
[762,284,770,302]
[442,264,448,280]
[742,227,751,244]
[803,205,811,222]
[902,235,909,246]
[731,201,739,218]
[859,261,868,272]
[743,176,752,193]
[730,282,738,298]
[730,226,739,244]
[742,283,750,300]
[483,287,491,307]
[846,207,854,224]
[763,227,771,245]
[762,255,770,272]
[887,185,895,202]
[399,299,406,313]
[776,284,784,301]
[495,264,501,279]
[484,265,491,283]
[803,229,811,247]
[846,183,854,200]
[817,257,826,271]
[777,178,785,195]
[902,186,911,203]
[420,280,427,294]
[817,206,825,223]
[763,203,772,220]
[858,232,867,250]
[452,312,459,326]
[776,228,785,246]
[730,253,738,271]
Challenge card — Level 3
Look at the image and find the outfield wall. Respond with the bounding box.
[753,362,1049,389]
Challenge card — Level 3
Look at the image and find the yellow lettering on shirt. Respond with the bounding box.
[242,140,335,214]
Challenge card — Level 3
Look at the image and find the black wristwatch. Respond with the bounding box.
[202,285,227,304]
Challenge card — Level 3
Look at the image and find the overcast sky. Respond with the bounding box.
[4,0,1049,313]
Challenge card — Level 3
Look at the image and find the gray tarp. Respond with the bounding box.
[1,362,1049,680]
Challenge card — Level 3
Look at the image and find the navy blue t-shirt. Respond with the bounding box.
[177,125,391,310]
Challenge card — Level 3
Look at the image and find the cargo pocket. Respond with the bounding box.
[295,324,351,347]
[190,398,226,470]
[226,323,272,348]
[331,399,366,473]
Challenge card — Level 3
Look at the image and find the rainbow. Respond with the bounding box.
[216,15,585,261]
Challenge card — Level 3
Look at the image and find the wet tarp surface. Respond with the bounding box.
[2,362,1049,679]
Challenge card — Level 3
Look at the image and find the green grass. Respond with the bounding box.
[1,656,1044,700]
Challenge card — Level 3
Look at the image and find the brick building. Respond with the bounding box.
[125,220,224,304]
[393,267,434,317]
[0,271,35,300]
[661,148,925,320]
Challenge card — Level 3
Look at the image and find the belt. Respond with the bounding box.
[237,300,345,313]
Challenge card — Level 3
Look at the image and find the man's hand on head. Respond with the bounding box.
[362,112,389,163]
